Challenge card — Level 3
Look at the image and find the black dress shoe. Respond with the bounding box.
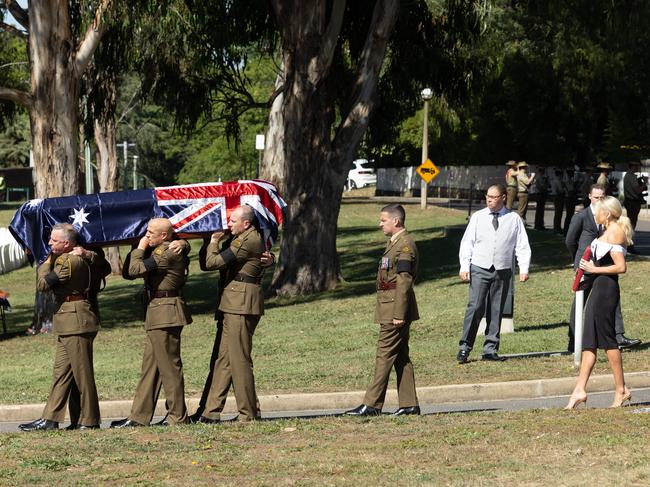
[481,353,506,362]
[152,414,169,426]
[344,405,381,416]
[66,424,100,430]
[392,406,421,416]
[188,410,204,424]
[456,349,469,364]
[617,336,642,349]
[110,418,144,429]
[19,418,59,432]
[197,416,220,424]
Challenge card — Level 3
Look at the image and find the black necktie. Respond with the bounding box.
[492,212,499,231]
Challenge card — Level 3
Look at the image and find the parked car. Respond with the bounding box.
[347,159,377,189]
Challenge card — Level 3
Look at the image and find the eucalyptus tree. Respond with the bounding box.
[145,0,485,296]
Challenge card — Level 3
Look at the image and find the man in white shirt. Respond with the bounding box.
[457,184,532,363]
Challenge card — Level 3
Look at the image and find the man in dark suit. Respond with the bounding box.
[565,184,641,350]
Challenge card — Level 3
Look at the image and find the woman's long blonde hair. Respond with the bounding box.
[596,196,634,246]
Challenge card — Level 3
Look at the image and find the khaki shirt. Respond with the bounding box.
[37,253,98,336]
[375,230,419,324]
[517,172,533,193]
[505,169,517,188]
[204,226,265,316]
[126,242,192,330]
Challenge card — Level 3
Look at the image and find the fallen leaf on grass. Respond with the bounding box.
[284,427,297,432]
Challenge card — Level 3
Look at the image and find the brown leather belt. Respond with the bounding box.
[233,273,262,285]
[377,281,396,290]
[64,294,87,302]
[151,290,179,298]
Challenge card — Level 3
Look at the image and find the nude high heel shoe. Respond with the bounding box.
[610,389,632,408]
[564,395,588,410]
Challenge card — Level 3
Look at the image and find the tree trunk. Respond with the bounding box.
[93,77,123,274]
[262,0,399,295]
[28,0,81,198]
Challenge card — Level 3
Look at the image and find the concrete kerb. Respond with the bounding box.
[2,371,650,422]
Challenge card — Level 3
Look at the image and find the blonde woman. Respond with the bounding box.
[565,196,634,409]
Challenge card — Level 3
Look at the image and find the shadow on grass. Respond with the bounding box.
[516,321,568,332]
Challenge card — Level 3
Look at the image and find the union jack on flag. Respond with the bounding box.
[9,180,287,264]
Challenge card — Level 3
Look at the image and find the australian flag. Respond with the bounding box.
[9,180,287,264]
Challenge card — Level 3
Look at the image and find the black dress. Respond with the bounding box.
[582,240,626,350]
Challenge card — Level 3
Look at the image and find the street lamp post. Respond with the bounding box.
[420,88,433,209]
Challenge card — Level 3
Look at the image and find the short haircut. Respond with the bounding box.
[238,205,255,223]
[52,223,78,245]
[381,204,406,225]
[488,183,506,196]
[589,183,605,194]
[149,218,174,239]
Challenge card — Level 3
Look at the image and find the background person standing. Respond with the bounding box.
[505,160,519,210]
[516,162,535,222]
[534,167,549,230]
[552,169,566,234]
[623,161,646,233]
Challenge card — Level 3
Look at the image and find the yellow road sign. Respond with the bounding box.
[416,159,440,183]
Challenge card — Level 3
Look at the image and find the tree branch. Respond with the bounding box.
[308,0,345,86]
[0,86,31,107]
[74,0,112,75]
[333,0,399,162]
[3,0,28,30]
[0,20,27,39]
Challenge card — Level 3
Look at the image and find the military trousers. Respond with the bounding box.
[517,192,529,220]
[363,322,418,410]
[506,186,517,210]
[203,313,260,421]
[129,327,187,425]
[42,332,100,426]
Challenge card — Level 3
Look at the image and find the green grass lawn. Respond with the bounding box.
[1,409,649,485]
[1,201,650,405]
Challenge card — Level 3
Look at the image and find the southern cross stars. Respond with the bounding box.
[69,207,90,227]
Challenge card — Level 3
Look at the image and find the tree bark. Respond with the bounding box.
[93,75,123,274]
[262,0,399,295]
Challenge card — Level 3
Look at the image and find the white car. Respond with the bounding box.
[347,159,376,189]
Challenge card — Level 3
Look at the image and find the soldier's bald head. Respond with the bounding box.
[149,218,174,241]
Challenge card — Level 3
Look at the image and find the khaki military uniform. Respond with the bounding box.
[38,252,103,427]
[124,242,192,425]
[363,229,419,410]
[505,169,518,210]
[517,172,533,220]
[202,226,265,421]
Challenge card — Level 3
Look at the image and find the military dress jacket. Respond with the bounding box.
[204,226,265,316]
[375,230,419,324]
[37,253,98,336]
[126,242,192,331]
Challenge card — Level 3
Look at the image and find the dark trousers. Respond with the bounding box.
[534,194,547,229]
[363,322,418,409]
[459,265,512,354]
[553,195,565,233]
[563,192,576,234]
[624,200,642,230]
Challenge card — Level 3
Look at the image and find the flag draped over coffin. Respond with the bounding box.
[9,180,287,264]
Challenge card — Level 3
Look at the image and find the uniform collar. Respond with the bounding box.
[390,228,407,243]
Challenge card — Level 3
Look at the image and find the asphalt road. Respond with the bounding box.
[3,387,650,433]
